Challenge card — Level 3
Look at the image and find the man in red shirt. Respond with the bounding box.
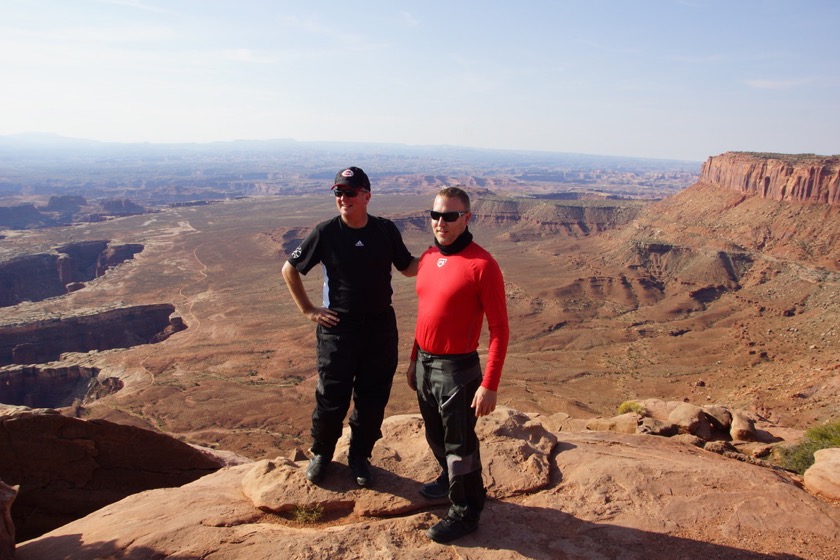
[406,186,509,543]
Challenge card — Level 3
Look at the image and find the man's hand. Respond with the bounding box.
[405,361,417,391]
[305,306,339,327]
[471,386,497,417]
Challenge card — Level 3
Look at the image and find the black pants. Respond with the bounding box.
[311,307,398,459]
[416,350,486,521]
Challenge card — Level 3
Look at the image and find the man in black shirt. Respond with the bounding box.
[282,166,417,487]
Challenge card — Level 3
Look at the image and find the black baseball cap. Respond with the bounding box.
[332,166,371,192]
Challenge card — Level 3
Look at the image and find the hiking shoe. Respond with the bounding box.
[426,515,478,543]
[419,471,449,499]
[348,455,373,487]
[306,454,331,484]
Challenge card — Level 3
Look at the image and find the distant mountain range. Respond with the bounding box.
[0,132,701,172]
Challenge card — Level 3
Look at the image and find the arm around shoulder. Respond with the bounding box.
[399,256,419,277]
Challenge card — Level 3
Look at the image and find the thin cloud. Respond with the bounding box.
[93,0,171,14]
[0,24,176,44]
[666,54,726,64]
[399,11,421,28]
[223,49,274,64]
[276,15,387,52]
[745,78,808,90]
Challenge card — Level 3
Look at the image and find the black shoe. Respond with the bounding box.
[419,471,449,499]
[306,454,331,483]
[348,455,373,487]
[426,515,478,543]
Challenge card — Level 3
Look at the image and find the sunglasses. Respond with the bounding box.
[429,210,467,222]
[333,189,359,198]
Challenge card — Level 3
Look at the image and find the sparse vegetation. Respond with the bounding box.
[775,419,840,474]
[290,503,324,524]
[617,400,647,416]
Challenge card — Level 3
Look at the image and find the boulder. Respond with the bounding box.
[667,402,711,439]
[804,448,840,502]
[701,404,733,432]
[637,417,679,437]
[633,398,681,420]
[730,411,758,441]
[586,413,639,434]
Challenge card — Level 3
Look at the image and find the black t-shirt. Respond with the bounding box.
[288,215,413,314]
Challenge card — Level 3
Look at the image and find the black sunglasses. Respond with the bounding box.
[429,210,467,222]
[333,189,359,198]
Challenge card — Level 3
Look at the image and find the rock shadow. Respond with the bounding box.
[464,500,806,560]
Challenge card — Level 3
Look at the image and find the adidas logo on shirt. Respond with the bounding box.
[355,240,364,247]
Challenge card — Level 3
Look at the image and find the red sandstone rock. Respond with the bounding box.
[14,408,840,560]
[0,480,16,560]
[804,448,840,502]
[0,304,180,366]
[0,406,226,542]
[701,152,840,206]
[730,410,758,441]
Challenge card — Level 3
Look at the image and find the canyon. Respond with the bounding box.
[0,151,838,558]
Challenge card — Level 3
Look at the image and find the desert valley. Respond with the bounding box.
[0,144,838,559]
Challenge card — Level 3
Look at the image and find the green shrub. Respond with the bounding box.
[617,401,646,416]
[776,419,840,474]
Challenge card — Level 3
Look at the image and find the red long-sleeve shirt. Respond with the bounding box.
[411,241,509,391]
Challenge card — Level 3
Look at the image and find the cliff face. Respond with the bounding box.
[700,152,840,205]
[0,304,185,367]
[470,197,644,237]
[0,408,226,543]
[0,241,144,307]
[0,365,122,409]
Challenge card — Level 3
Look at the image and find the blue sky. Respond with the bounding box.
[1,0,838,161]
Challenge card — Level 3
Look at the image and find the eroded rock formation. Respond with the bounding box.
[99,198,145,216]
[0,406,229,543]
[43,195,86,213]
[804,448,840,502]
[472,197,643,238]
[0,304,185,366]
[0,204,56,229]
[0,365,122,409]
[0,480,15,560]
[13,408,840,559]
[0,241,143,307]
[700,152,840,205]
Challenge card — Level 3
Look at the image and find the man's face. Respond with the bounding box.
[335,188,370,222]
[431,194,470,246]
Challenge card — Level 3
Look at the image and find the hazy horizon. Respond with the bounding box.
[2,1,838,162]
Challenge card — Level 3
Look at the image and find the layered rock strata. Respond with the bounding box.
[0,304,185,366]
[0,241,143,307]
[0,365,122,409]
[700,152,839,205]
